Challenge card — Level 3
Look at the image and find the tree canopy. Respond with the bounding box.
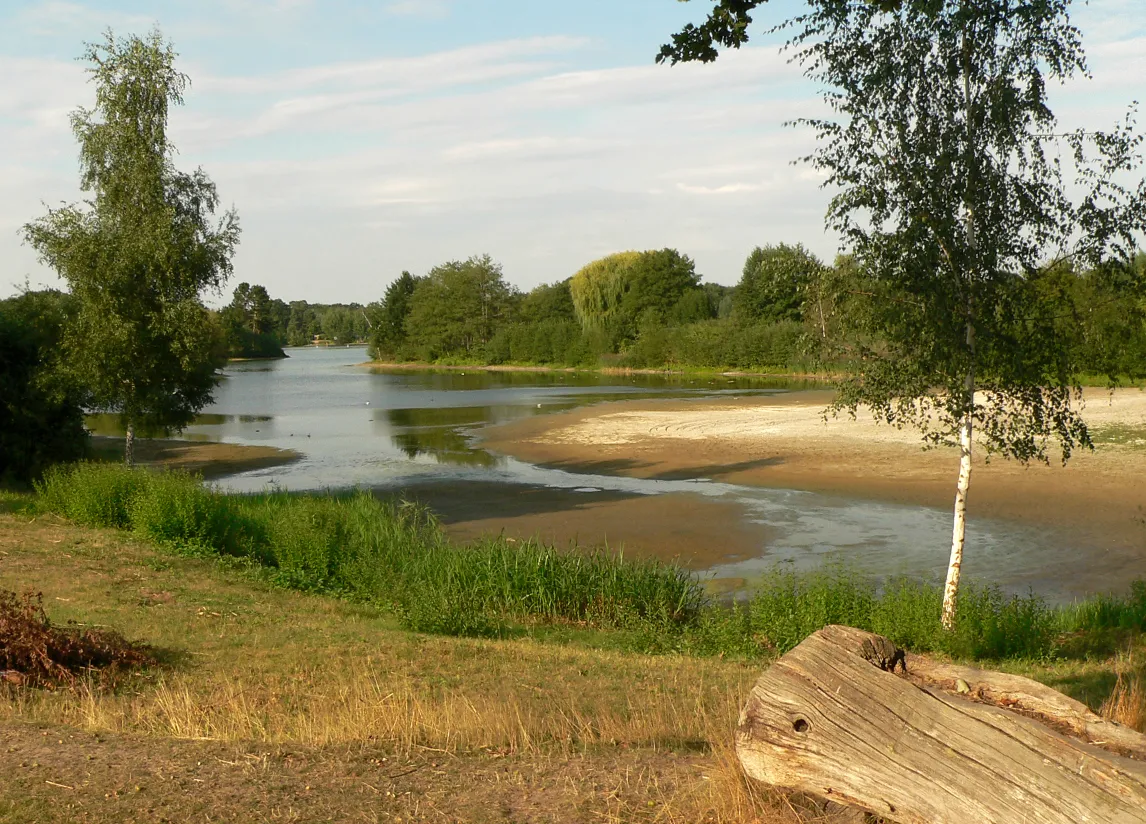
[0,290,89,482]
[735,244,824,323]
[23,29,240,464]
[570,249,704,343]
[404,255,515,359]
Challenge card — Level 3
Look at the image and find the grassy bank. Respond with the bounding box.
[29,463,1146,664]
[2,471,1144,822]
[0,500,781,823]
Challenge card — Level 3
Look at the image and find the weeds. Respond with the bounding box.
[0,589,155,688]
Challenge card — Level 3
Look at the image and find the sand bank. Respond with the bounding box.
[479,388,1146,550]
[90,436,301,480]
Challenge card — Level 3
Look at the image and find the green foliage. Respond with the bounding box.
[0,290,90,482]
[777,1,1146,464]
[570,249,705,348]
[37,462,1144,662]
[368,271,419,358]
[569,251,644,338]
[734,244,824,324]
[22,30,239,456]
[33,464,703,638]
[520,280,576,324]
[217,282,288,359]
[623,318,808,371]
[404,255,516,359]
[35,462,150,529]
[286,301,318,347]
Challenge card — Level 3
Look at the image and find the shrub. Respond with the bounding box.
[35,461,151,528]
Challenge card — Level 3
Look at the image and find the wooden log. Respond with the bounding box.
[736,625,1146,824]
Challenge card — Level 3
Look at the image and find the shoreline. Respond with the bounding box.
[478,388,1146,553]
[89,436,302,480]
[361,360,833,380]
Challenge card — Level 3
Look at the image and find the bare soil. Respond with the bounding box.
[0,723,735,824]
[397,481,771,569]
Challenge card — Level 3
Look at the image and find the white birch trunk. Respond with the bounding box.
[124,421,136,468]
[942,405,972,630]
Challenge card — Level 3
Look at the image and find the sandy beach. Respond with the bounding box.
[479,388,1146,553]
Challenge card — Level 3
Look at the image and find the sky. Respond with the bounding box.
[1,0,1143,306]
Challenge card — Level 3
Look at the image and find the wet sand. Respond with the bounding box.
[478,388,1146,553]
[90,436,301,480]
[391,481,770,569]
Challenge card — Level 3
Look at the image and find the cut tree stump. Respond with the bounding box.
[736,625,1146,824]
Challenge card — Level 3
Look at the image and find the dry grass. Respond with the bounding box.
[3,507,1140,822]
[0,509,804,822]
[1101,649,1146,732]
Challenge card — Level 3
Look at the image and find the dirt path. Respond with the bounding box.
[0,722,740,824]
[480,388,1146,552]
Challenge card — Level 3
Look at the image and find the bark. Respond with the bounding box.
[942,401,972,629]
[124,421,135,468]
[736,625,1146,824]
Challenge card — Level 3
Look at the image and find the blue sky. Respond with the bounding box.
[2,0,1143,305]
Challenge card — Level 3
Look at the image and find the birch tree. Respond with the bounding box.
[24,30,239,466]
[661,0,1146,627]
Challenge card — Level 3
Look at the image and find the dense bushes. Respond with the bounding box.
[0,291,89,483]
[34,463,1146,661]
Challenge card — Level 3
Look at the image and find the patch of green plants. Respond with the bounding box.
[34,463,702,638]
[1091,424,1146,449]
[31,462,1146,663]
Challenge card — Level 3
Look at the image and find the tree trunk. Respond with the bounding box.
[943,402,972,629]
[124,420,135,468]
[736,625,1146,824]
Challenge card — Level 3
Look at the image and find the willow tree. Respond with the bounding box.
[662,1,1146,627]
[569,251,644,333]
[24,30,239,465]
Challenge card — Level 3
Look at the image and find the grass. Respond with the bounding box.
[0,508,790,823]
[2,471,1144,821]
[1091,423,1146,449]
[31,462,1146,666]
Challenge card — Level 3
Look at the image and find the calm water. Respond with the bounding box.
[95,346,1143,601]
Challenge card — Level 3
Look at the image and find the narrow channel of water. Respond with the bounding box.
[88,346,1139,601]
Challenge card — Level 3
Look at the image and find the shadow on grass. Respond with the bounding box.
[1038,668,1122,710]
[0,485,33,515]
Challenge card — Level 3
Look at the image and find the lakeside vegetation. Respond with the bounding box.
[327,247,1146,382]
[26,463,1146,666]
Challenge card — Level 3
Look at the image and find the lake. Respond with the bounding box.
[100,346,1137,602]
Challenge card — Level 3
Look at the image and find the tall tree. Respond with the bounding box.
[369,270,419,358]
[404,256,515,358]
[570,249,702,344]
[24,30,240,465]
[662,1,1146,626]
[735,243,824,323]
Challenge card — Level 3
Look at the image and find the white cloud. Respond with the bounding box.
[676,182,766,196]
[13,1,157,36]
[384,0,450,20]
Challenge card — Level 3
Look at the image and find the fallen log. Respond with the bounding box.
[736,625,1146,824]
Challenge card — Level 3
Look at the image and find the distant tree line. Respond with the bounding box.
[364,246,1146,377]
[215,282,371,358]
